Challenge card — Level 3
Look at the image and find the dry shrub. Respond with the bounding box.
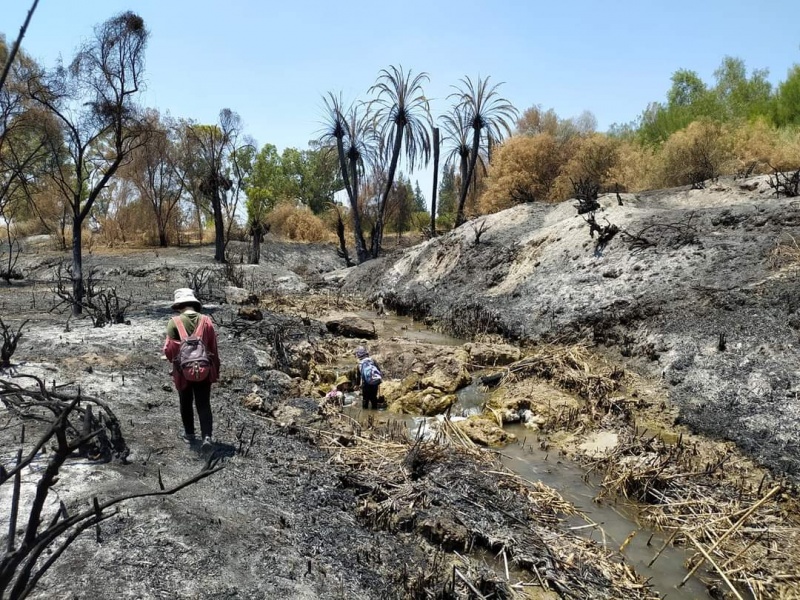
[727,118,783,174]
[654,119,732,188]
[608,139,658,192]
[266,202,332,242]
[479,134,564,213]
[93,199,154,247]
[772,126,800,170]
[553,133,621,198]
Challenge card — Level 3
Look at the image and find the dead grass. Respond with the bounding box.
[585,428,800,599]
[768,234,800,272]
[502,343,625,409]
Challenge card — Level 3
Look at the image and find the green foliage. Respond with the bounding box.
[413,180,426,212]
[437,164,457,218]
[773,65,800,127]
[281,144,342,214]
[245,143,284,227]
[635,56,774,144]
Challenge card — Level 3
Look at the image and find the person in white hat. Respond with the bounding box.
[162,288,221,449]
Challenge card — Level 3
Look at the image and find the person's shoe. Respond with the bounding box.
[202,436,213,450]
[179,432,196,444]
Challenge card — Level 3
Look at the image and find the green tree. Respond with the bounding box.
[27,11,148,313]
[280,144,341,214]
[245,142,285,263]
[713,56,772,121]
[774,64,800,127]
[412,179,426,212]
[368,66,431,257]
[437,164,457,219]
[386,173,414,240]
[449,76,517,226]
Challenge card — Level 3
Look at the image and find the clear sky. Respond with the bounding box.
[3,0,799,203]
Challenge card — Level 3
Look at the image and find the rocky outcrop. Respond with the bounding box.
[322,314,377,339]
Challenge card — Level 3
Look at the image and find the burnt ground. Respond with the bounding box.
[0,242,654,599]
[341,175,800,480]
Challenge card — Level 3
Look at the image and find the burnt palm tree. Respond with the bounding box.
[368,65,431,257]
[320,92,376,263]
[449,76,517,226]
[441,106,474,220]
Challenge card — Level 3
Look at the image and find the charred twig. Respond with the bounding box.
[469,219,490,246]
[572,178,601,215]
[619,213,700,253]
[0,318,28,369]
[0,375,128,462]
[768,167,800,198]
[50,263,132,327]
[0,397,222,599]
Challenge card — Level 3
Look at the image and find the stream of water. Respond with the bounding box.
[343,311,715,598]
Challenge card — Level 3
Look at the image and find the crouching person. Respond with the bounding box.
[354,346,383,409]
[163,288,221,449]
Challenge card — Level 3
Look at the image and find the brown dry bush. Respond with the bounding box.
[266,202,333,242]
[654,119,732,188]
[727,118,784,175]
[479,134,565,213]
[553,133,621,198]
[608,139,659,192]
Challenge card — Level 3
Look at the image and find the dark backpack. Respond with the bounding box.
[172,315,212,382]
[359,358,382,385]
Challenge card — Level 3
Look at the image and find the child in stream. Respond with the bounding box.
[163,288,221,449]
[354,346,383,409]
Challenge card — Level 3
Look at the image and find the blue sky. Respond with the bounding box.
[3,0,799,202]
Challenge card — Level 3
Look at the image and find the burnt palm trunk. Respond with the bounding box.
[430,127,440,236]
[349,157,369,263]
[456,126,482,227]
[372,122,405,258]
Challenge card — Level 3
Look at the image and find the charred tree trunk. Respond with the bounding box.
[248,222,264,265]
[212,190,225,262]
[372,121,405,258]
[70,217,83,316]
[430,127,440,237]
[334,207,352,267]
[456,127,482,227]
[349,158,369,264]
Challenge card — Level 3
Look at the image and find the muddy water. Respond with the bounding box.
[501,430,711,599]
[454,388,711,599]
[349,310,714,599]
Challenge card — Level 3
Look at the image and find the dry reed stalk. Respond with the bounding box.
[588,427,800,599]
[679,485,782,586]
[685,532,745,600]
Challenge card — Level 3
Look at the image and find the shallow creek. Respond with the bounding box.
[342,311,714,599]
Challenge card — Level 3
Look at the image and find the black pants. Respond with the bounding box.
[179,380,212,438]
[362,383,380,409]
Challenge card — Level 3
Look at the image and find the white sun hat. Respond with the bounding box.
[171,288,202,311]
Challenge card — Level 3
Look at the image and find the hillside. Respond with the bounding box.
[343,175,800,478]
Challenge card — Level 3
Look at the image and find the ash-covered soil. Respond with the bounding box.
[342,176,800,479]
[0,241,654,599]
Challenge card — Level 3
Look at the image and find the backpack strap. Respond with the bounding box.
[193,315,206,339]
[172,315,190,341]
